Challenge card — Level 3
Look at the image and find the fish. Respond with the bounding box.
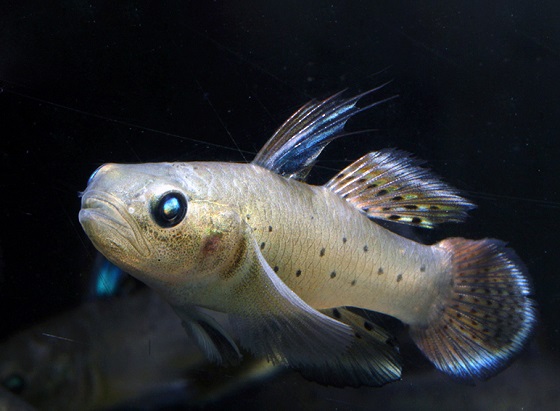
[0,285,279,410]
[79,88,536,387]
[0,289,192,410]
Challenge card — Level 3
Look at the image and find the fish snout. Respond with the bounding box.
[79,191,152,259]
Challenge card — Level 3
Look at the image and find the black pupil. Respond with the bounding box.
[153,192,187,228]
[3,373,25,394]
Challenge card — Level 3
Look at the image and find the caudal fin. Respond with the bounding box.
[410,238,536,382]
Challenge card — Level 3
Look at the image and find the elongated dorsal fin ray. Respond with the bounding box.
[325,149,476,228]
[252,86,395,180]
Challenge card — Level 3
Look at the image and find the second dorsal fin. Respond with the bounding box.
[324,149,475,228]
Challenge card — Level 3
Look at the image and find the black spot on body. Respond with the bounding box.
[420,265,426,272]
[377,189,388,196]
[358,178,367,183]
[351,279,356,286]
[396,274,403,282]
[364,321,373,331]
[246,214,251,220]
[377,267,384,275]
[405,205,418,210]
[411,217,422,224]
[330,271,336,279]
[260,242,266,250]
[389,215,401,220]
[273,266,279,273]
[296,269,302,277]
[332,308,341,318]
[268,226,273,232]
[337,173,345,179]
[320,248,325,257]
[342,237,347,243]
[392,196,403,201]
[363,245,368,252]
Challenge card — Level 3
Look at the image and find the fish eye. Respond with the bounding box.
[2,373,26,394]
[152,191,188,228]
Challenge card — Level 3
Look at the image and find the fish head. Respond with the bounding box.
[79,163,246,305]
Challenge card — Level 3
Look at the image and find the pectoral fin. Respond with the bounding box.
[227,231,354,371]
[174,305,242,366]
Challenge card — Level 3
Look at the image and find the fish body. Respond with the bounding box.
[79,90,536,387]
[88,161,444,325]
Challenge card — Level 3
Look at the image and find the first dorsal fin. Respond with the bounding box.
[252,86,395,180]
[325,149,475,228]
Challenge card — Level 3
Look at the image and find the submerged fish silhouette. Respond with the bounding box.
[79,88,536,387]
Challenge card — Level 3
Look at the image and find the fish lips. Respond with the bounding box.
[79,191,151,259]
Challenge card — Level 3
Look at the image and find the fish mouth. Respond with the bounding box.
[79,191,151,258]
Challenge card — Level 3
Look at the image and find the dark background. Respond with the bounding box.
[0,0,559,409]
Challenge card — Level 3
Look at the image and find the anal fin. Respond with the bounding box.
[325,149,475,228]
[295,307,402,387]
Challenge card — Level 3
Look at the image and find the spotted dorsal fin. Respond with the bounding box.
[252,86,394,180]
[325,149,475,228]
